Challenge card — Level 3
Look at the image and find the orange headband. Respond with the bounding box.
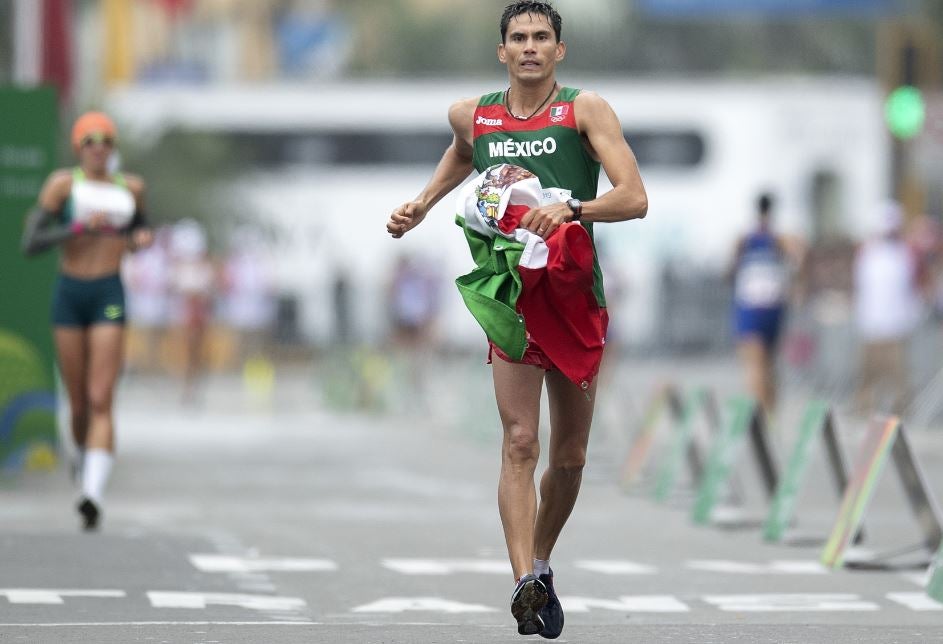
[71,112,117,150]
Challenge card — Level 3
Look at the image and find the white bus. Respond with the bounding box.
[107,77,889,349]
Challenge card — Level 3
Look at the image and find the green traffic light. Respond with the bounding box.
[885,86,925,139]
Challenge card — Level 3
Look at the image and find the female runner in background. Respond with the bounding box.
[22,112,153,530]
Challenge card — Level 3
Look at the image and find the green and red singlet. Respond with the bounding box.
[471,86,606,307]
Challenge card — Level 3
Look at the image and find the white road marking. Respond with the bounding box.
[562,595,689,613]
[842,546,877,563]
[236,584,279,593]
[0,589,126,605]
[0,621,318,626]
[147,592,306,612]
[381,558,510,575]
[702,593,880,612]
[189,555,338,573]
[886,592,943,611]
[572,560,658,575]
[900,570,931,587]
[710,506,748,523]
[686,560,826,575]
[352,598,498,613]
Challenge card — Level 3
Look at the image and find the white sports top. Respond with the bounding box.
[70,168,136,229]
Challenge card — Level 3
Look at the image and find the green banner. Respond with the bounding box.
[762,400,830,541]
[0,86,59,472]
[692,396,755,524]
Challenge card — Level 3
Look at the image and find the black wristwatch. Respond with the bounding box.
[566,198,583,222]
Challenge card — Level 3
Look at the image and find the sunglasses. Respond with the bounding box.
[80,134,115,148]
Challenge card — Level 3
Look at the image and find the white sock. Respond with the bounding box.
[81,449,113,505]
[534,559,550,577]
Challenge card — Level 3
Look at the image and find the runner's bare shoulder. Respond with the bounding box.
[573,90,614,115]
[39,169,74,208]
[448,97,479,138]
[122,173,147,201]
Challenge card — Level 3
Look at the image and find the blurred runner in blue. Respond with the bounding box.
[730,192,797,418]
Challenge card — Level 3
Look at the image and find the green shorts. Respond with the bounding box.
[52,273,126,327]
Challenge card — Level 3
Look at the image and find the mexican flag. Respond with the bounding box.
[454,164,607,389]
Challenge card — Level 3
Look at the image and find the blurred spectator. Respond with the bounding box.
[220,228,276,364]
[907,213,943,315]
[853,202,923,416]
[388,254,440,350]
[274,1,350,78]
[387,254,441,412]
[124,225,172,372]
[598,239,628,358]
[170,219,215,405]
[331,268,353,346]
[729,193,803,419]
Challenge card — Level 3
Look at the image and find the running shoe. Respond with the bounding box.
[77,497,100,531]
[510,573,548,635]
[537,568,564,639]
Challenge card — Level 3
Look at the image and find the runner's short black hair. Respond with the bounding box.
[758,193,774,216]
[500,1,562,43]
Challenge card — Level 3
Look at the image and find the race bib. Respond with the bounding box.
[735,260,786,307]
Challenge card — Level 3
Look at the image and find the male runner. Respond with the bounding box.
[386,1,647,637]
[730,193,803,418]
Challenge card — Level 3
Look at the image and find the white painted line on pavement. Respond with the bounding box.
[562,595,689,613]
[842,546,877,563]
[189,554,338,573]
[147,592,306,612]
[0,590,126,605]
[900,570,931,587]
[687,561,766,574]
[352,598,499,613]
[768,560,828,574]
[236,583,279,593]
[702,593,880,612]
[572,560,658,575]
[686,560,826,575]
[381,558,511,575]
[710,506,748,523]
[886,592,943,611]
[0,622,319,627]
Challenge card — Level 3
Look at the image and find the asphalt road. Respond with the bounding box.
[2,358,943,643]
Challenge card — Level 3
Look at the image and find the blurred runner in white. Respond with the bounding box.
[123,226,172,373]
[170,219,215,406]
[854,201,924,415]
[221,228,276,364]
